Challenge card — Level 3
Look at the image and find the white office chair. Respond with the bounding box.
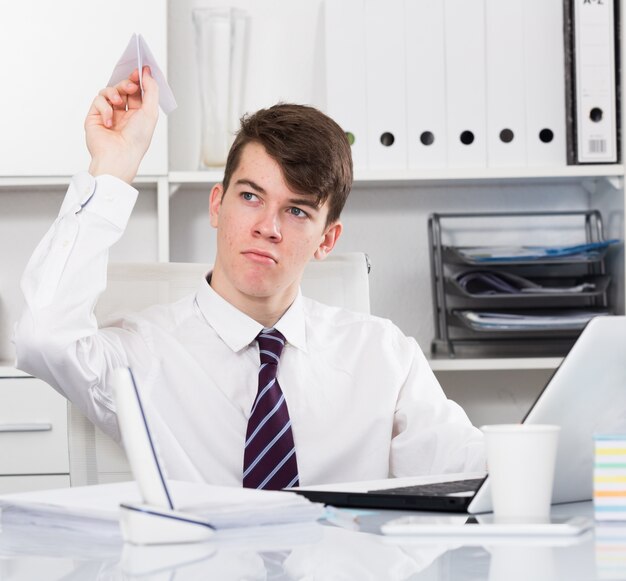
[68,252,371,485]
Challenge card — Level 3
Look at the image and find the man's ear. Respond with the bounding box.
[209,183,224,228]
[314,221,343,260]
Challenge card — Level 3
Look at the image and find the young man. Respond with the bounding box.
[14,68,484,490]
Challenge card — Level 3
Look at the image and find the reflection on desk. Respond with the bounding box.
[0,501,619,580]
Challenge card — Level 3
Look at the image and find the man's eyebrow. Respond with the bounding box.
[235,178,321,211]
[288,197,321,211]
[235,178,266,193]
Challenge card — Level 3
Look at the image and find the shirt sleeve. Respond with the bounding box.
[389,336,486,477]
[13,172,150,440]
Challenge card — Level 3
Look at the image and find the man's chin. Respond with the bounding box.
[236,277,297,303]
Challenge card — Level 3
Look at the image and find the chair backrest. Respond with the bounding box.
[94,252,370,324]
[69,253,371,485]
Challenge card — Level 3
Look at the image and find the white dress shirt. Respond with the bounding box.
[14,172,485,486]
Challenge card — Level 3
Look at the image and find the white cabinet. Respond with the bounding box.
[0,475,70,494]
[0,377,68,475]
[0,372,69,493]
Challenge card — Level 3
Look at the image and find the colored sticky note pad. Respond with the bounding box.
[595,435,626,521]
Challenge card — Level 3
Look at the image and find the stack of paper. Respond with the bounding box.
[0,480,324,538]
[459,310,608,331]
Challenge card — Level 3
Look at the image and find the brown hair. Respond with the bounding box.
[222,103,353,226]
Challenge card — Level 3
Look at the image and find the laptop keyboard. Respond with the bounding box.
[369,478,484,496]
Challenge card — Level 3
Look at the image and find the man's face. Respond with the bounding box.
[209,142,342,312]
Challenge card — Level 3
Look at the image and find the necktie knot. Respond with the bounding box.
[257,328,286,365]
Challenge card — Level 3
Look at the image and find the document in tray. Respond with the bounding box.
[0,480,324,534]
[459,310,609,331]
[456,271,598,296]
[457,239,619,262]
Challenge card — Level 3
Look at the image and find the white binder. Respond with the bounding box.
[523,0,567,167]
[364,0,407,170]
[324,0,369,171]
[485,0,526,167]
[444,0,487,168]
[573,0,618,163]
[405,0,447,169]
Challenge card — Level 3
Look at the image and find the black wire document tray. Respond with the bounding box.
[428,210,620,357]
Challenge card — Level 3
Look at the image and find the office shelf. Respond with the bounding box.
[428,356,563,372]
[0,176,163,189]
[168,165,624,187]
[2,165,622,191]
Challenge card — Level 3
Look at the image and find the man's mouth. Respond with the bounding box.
[242,250,278,264]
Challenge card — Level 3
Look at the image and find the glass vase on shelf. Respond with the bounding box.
[192,7,248,170]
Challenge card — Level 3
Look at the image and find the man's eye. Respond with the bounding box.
[242,192,257,201]
[289,207,309,218]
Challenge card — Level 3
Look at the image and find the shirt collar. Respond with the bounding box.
[195,274,307,353]
[274,292,307,352]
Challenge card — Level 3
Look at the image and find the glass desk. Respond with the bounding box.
[0,501,621,580]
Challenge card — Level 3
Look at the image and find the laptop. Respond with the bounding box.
[293,315,626,513]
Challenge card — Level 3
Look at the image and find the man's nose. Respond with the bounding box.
[253,210,282,241]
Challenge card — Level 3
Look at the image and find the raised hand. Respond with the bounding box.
[85,66,159,184]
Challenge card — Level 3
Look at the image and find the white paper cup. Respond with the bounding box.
[481,424,561,519]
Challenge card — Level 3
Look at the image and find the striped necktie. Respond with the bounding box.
[243,328,300,490]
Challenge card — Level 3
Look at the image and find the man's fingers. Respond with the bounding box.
[88,95,114,127]
[113,78,139,97]
[98,87,126,109]
[127,67,158,112]
[85,67,157,131]
[127,85,142,110]
[125,68,143,110]
[139,66,159,115]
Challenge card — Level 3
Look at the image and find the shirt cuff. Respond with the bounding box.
[59,172,139,230]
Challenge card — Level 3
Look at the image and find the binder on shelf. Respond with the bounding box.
[570,0,618,164]
[405,0,447,169]
[364,0,407,170]
[523,0,567,167]
[485,0,526,167]
[443,0,487,168]
[324,0,369,171]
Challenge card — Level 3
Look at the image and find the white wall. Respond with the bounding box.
[0,0,168,176]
